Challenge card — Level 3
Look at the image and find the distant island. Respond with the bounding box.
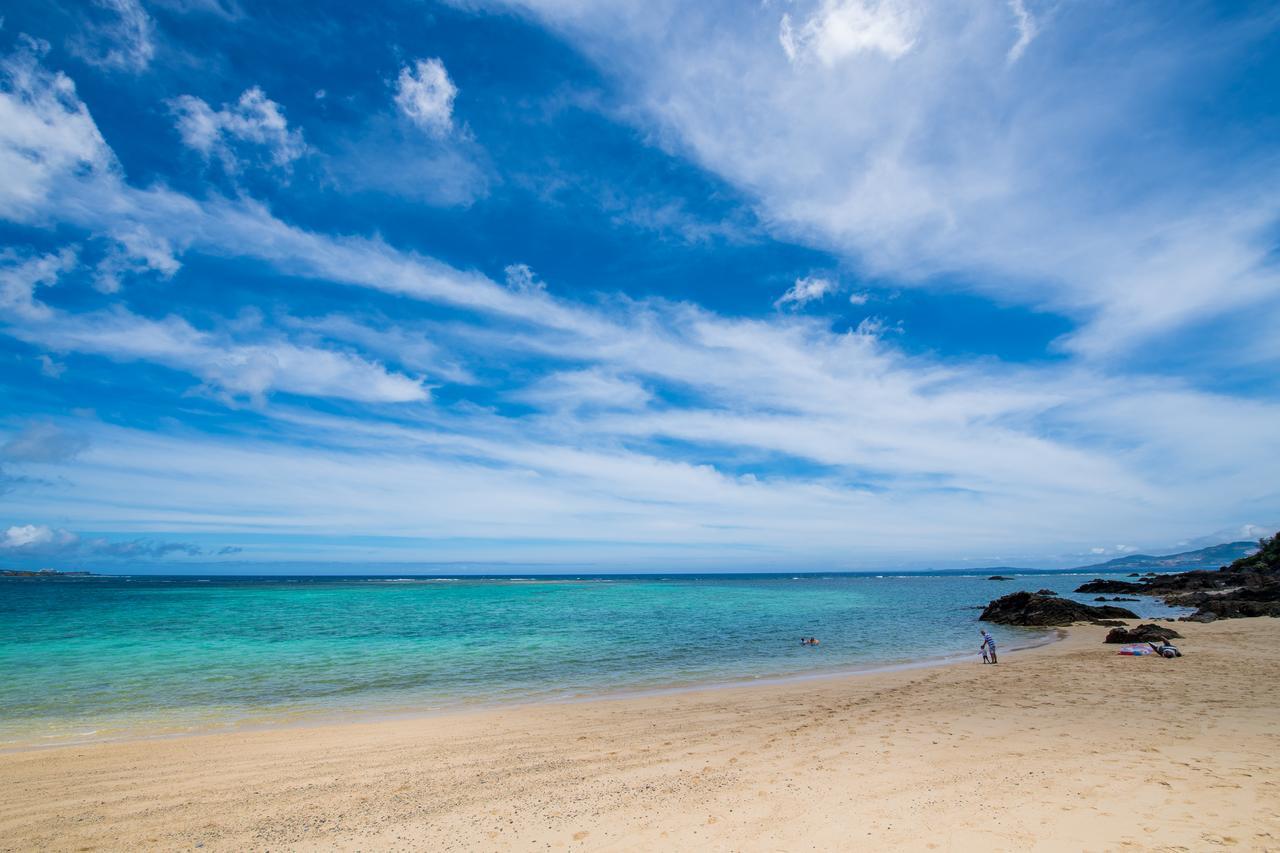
[0,568,95,578]
[1067,541,1259,573]
[967,540,1259,576]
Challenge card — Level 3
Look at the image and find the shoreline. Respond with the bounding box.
[7,619,1274,850]
[0,628,1065,755]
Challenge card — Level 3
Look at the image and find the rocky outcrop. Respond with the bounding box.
[988,575,1013,580]
[1165,582,1280,619]
[1076,579,1145,594]
[1035,588,1058,596]
[1104,624,1183,644]
[1071,533,1280,621]
[979,592,1138,626]
[1094,596,1138,602]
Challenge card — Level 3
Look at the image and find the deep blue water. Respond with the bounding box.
[0,572,1186,747]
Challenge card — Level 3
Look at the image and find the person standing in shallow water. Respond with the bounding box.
[980,629,998,664]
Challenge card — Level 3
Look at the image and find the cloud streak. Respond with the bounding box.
[3,289,430,406]
[475,0,1280,361]
[0,29,1277,569]
[70,0,156,73]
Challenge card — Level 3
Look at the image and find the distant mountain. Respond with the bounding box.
[1069,541,1259,574]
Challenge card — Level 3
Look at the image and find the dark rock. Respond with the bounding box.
[1035,588,1058,596]
[1128,572,1140,577]
[1076,578,1145,594]
[979,592,1138,626]
[1180,612,1217,623]
[1195,599,1280,619]
[1094,596,1140,602]
[988,575,1013,581]
[1104,623,1183,644]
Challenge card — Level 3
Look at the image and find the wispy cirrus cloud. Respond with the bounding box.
[0,31,1277,569]
[468,0,1280,362]
[1,251,428,404]
[2,422,91,464]
[0,39,113,223]
[69,0,156,73]
[774,275,835,309]
[1005,0,1037,64]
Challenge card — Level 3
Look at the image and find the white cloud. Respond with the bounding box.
[848,291,869,305]
[169,86,307,173]
[0,522,210,559]
[284,313,474,385]
[148,0,242,20]
[71,0,156,73]
[1,523,74,550]
[775,275,835,309]
[504,262,545,294]
[0,49,544,324]
[514,369,652,412]
[1,249,428,405]
[474,0,1280,362]
[21,307,430,405]
[2,44,1278,566]
[14,356,1277,566]
[2,423,90,463]
[780,0,920,66]
[0,40,114,223]
[37,355,66,378]
[394,58,457,136]
[1005,0,1037,64]
[94,225,181,293]
[0,246,76,321]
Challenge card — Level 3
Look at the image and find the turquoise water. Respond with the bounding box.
[0,573,1186,747]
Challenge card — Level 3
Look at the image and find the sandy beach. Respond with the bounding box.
[2,619,1277,852]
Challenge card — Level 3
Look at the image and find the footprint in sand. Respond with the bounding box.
[1200,833,1238,846]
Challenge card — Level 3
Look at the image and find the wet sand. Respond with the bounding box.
[1,619,1277,851]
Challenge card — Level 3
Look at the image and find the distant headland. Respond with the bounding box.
[1,568,95,578]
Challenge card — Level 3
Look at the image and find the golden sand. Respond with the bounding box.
[2,619,1278,851]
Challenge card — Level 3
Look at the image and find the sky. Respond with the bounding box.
[1,0,1278,573]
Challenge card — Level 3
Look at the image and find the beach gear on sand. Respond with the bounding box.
[1117,644,1154,656]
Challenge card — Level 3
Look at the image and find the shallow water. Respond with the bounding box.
[0,572,1186,746]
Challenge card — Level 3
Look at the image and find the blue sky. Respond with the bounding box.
[1,0,1278,572]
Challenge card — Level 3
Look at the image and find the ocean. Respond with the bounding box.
[0,572,1188,748]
